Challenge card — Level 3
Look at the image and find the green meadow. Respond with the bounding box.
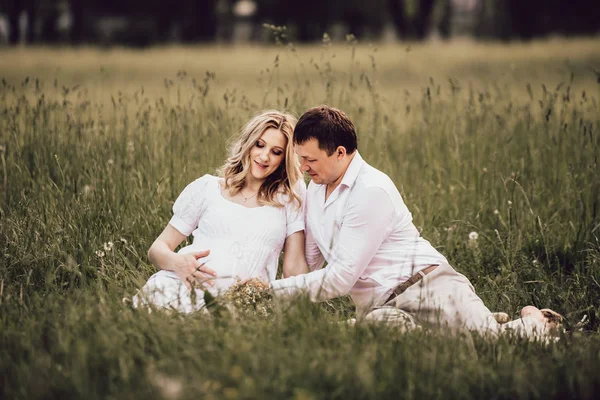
[1,37,600,399]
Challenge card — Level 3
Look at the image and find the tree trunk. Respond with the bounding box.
[387,0,407,38]
[7,6,20,44]
[414,0,435,40]
[70,0,87,44]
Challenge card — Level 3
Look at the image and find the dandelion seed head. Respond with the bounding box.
[82,185,94,199]
[493,209,500,215]
[152,372,183,400]
[468,231,479,241]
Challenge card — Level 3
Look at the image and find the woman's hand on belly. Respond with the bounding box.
[147,226,217,289]
[170,250,217,289]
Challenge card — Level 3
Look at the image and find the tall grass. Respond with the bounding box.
[1,38,599,399]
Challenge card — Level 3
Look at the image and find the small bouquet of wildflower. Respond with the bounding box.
[203,278,273,318]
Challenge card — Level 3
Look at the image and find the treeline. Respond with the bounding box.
[1,0,599,46]
[477,0,600,40]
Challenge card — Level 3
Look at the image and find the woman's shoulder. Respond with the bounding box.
[276,179,307,207]
[187,174,218,188]
[197,173,219,183]
[177,174,219,199]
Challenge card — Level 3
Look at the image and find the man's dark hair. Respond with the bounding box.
[294,105,358,155]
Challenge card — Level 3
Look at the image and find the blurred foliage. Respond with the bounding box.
[476,0,600,40]
[1,0,598,46]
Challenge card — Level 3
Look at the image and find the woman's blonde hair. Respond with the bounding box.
[219,110,301,208]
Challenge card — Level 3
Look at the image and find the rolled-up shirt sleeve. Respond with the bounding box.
[305,220,325,271]
[270,186,396,301]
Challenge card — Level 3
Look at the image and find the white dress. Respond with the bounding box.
[133,174,306,313]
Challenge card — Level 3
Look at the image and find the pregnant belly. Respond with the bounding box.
[178,243,252,292]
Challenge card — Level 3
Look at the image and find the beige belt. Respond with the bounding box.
[385,265,438,304]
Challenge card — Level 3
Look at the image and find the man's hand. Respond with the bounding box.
[170,250,216,289]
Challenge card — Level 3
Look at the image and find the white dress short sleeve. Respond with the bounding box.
[169,175,211,236]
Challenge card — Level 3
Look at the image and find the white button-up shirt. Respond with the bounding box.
[270,152,449,313]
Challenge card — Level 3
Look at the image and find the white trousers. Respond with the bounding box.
[132,270,207,314]
[365,264,553,341]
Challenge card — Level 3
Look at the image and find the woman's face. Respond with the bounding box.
[249,127,287,182]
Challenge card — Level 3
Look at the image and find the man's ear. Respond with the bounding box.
[336,146,346,160]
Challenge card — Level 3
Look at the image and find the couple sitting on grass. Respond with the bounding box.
[133,105,563,340]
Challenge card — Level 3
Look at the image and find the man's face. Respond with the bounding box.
[295,138,340,185]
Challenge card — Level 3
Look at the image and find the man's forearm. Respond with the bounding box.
[271,267,350,302]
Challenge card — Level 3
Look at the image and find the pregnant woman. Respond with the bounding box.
[133,110,308,313]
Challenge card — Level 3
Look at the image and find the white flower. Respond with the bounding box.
[96,250,105,258]
[82,185,94,199]
[576,314,589,331]
[152,372,183,400]
[493,209,500,215]
[468,232,479,241]
[119,238,128,245]
[107,159,114,166]
[507,200,513,206]
[103,242,114,252]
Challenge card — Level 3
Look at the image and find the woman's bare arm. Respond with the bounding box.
[148,224,215,288]
[281,231,310,278]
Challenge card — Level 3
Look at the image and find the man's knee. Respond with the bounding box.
[363,307,419,331]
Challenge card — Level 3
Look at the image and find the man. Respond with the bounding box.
[269,105,561,338]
